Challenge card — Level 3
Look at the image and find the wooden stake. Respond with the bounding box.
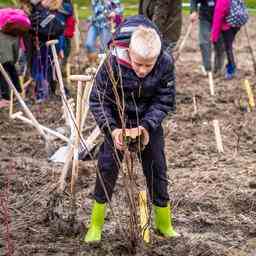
[47,40,76,129]
[19,76,25,98]
[244,25,256,75]
[79,126,101,154]
[70,80,83,194]
[9,90,13,118]
[59,145,74,192]
[208,72,215,96]
[69,75,91,194]
[138,191,150,243]
[192,94,197,115]
[213,119,224,153]
[74,4,80,54]
[11,111,69,142]
[243,79,255,110]
[175,23,193,61]
[80,81,93,129]
[66,62,71,85]
[80,55,105,130]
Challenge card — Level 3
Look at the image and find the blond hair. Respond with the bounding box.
[18,0,32,14]
[129,26,161,59]
[18,0,62,13]
[41,0,62,10]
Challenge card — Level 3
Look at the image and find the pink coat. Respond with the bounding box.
[0,8,31,30]
[211,0,231,43]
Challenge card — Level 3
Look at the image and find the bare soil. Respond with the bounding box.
[1,17,256,256]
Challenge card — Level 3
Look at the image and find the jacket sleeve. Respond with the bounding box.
[190,0,198,13]
[89,60,118,134]
[12,37,19,63]
[141,55,176,132]
[211,0,230,43]
[59,2,73,16]
[57,35,65,52]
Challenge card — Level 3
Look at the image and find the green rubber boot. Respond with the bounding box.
[153,204,178,238]
[84,201,106,243]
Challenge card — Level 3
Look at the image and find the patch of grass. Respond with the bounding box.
[0,0,255,16]
[76,2,138,20]
[246,0,256,8]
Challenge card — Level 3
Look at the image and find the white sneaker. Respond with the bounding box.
[200,65,208,77]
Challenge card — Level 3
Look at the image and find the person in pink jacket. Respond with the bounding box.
[211,0,240,79]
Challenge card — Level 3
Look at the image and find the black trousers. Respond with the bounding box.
[0,62,21,100]
[94,126,170,207]
[222,27,240,66]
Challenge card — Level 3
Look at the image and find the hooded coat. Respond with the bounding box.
[89,15,176,135]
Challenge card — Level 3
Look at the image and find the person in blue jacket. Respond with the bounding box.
[84,0,123,64]
[84,15,178,242]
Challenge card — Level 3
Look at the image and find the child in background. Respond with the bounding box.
[211,0,249,79]
[190,0,225,76]
[0,8,30,108]
[139,0,182,54]
[0,32,21,108]
[55,0,75,97]
[108,0,123,30]
[57,0,75,61]
[84,0,123,64]
[27,0,72,102]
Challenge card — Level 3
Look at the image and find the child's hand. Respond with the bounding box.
[190,12,198,23]
[138,126,149,146]
[108,12,116,19]
[59,50,64,59]
[112,129,124,151]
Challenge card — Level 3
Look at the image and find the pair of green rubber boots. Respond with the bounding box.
[84,201,178,242]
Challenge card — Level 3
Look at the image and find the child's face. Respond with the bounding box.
[129,49,157,78]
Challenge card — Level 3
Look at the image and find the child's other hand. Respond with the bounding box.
[108,11,116,19]
[190,12,198,23]
[59,50,64,59]
[138,126,149,146]
[112,129,124,151]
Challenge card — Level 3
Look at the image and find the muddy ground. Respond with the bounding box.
[1,17,256,256]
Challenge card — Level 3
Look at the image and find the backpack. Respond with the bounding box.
[30,5,65,39]
[226,0,249,27]
[0,8,31,35]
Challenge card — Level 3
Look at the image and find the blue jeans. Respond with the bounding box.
[84,24,112,53]
[199,18,225,72]
[32,45,52,101]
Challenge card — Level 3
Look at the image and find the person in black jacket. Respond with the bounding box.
[190,0,225,75]
[0,29,22,108]
[84,15,178,243]
[139,0,182,54]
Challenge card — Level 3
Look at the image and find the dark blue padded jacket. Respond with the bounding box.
[89,15,176,135]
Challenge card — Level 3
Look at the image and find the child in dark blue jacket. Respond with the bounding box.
[85,15,178,242]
